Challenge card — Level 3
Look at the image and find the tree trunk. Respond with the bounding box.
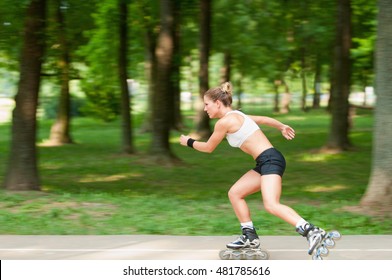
[118,0,134,154]
[49,0,72,145]
[313,56,322,109]
[140,3,158,133]
[325,0,352,151]
[169,0,182,130]
[235,74,243,110]
[195,0,212,139]
[300,48,308,111]
[360,0,392,208]
[150,0,176,158]
[280,79,291,114]
[273,79,281,113]
[3,0,46,191]
[220,51,231,83]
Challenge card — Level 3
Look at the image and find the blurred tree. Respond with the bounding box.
[351,0,376,99]
[139,0,196,133]
[150,0,177,159]
[78,0,120,122]
[278,0,336,112]
[78,0,135,153]
[195,0,212,139]
[360,0,392,208]
[249,0,294,112]
[312,56,323,109]
[212,0,248,108]
[118,0,134,154]
[185,0,338,115]
[326,0,352,151]
[45,0,99,144]
[4,0,46,191]
[48,0,73,145]
[0,1,25,71]
[137,0,159,133]
[169,0,183,130]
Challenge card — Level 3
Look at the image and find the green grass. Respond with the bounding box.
[0,109,390,236]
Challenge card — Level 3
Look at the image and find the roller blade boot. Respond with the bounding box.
[311,230,342,260]
[297,223,341,260]
[219,227,269,260]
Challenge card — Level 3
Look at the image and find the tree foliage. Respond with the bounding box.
[77,0,121,121]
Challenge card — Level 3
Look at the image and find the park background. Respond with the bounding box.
[0,0,391,236]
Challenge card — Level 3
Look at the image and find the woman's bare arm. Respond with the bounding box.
[248,115,295,140]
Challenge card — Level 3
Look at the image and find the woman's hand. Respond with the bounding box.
[180,134,191,146]
[281,125,295,140]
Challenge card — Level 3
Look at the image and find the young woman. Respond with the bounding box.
[180,82,326,255]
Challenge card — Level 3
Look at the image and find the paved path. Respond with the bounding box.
[0,235,391,260]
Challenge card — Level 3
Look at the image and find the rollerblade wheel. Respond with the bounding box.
[312,254,323,260]
[244,250,256,260]
[232,250,242,260]
[324,238,335,247]
[219,250,231,260]
[331,230,341,240]
[255,250,269,260]
[317,245,329,256]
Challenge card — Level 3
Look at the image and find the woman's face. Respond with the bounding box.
[203,96,220,119]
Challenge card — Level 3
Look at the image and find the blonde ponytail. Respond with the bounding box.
[204,81,233,107]
[220,82,233,95]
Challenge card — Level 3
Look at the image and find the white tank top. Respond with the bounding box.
[225,110,260,148]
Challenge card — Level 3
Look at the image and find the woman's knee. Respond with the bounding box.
[227,188,236,201]
[263,201,280,215]
[228,188,242,202]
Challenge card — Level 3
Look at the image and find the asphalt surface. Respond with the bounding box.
[0,235,391,260]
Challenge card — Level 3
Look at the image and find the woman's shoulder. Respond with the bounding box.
[226,109,245,116]
[223,111,245,122]
[219,111,246,132]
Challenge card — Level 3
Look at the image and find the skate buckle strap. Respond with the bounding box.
[297,223,316,237]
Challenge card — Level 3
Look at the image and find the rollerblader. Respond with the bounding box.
[180,82,340,260]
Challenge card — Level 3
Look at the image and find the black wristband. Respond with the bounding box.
[187,138,196,148]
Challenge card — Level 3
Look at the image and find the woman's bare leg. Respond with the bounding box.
[228,170,260,223]
[260,174,302,226]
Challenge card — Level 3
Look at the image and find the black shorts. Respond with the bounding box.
[252,147,286,177]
